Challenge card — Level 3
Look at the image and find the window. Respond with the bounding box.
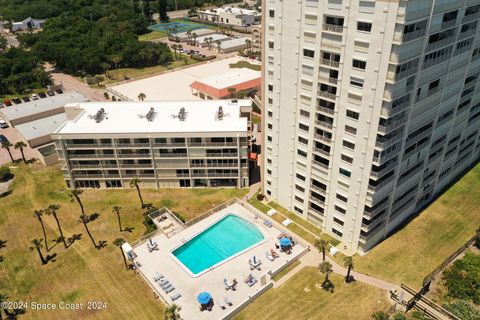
[295,184,305,192]
[346,109,360,120]
[296,173,306,181]
[295,195,304,204]
[267,169,272,175]
[336,193,348,203]
[359,1,375,13]
[334,205,346,214]
[268,84,273,92]
[268,41,274,49]
[302,64,314,76]
[429,79,440,91]
[332,228,343,237]
[294,206,304,214]
[267,135,272,142]
[303,48,315,58]
[300,109,310,118]
[267,123,273,130]
[267,158,272,164]
[350,76,364,88]
[269,10,275,18]
[268,98,273,105]
[267,190,271,195]
[342,140,355,150]
[341,154,353,163]
[339,167,351,178]
[357,21,372,32]
[298,136,309,145]
[352,59,367,70]
[268,111,273,117]
[297,149,308,158]
[333,217,344,226]
[299,123,309,132]
[348,92,362,105]
[354,40,369,53]
[345,125,357,135]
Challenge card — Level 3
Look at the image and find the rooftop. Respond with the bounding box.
[220,37,250,49]
[199,7,259,15]
[54,100,251,135]
[191,68,261,98]
[16,113,67,141]
[0,91,88,121]
[196,34,230,43]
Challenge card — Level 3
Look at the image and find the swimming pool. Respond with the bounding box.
[171,214,265,277]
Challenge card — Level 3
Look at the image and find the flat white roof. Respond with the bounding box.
[196,68,260,90]
[196,34,230,43]
[108,57,250,101]
[0,91,87,121]
[16,113,67,141]
[221,37,250,49]
[176,28,215,38]
[199,7,259,15]
[55,100,250,135]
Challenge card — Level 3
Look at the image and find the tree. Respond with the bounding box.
[79,213,98,248]
[110,55,123,83]
[100,62,110,79]
[164,304,182,320]
[314,238,329,262]
[138,92,146,101]
[192,33,197,46]
[186,30,192,43]
[14,141,27,163]
[30,238,47,264]
[0,37,7,50]
[68,188,85,215]
[113,238,128,269]
[171,44,179,60]
[1,141,14,163]
[343,256,354,283]
[245,39,252,51]
[158,0,168,22]
[0,292,12,319]
[0,167,11,182]
[475,226,480,249]
[227,87,237,98]
[33,209,49,252]
[112,206,123,232]
[319,260,333,287]
[443,300,480,320]
[371,311,389,320]
[392,313,407,320]
[45,204,67,249]
[130,178,145,208]
[216,39,222,53]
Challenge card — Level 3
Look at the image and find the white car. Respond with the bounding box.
[32,94,39,100]
[0,118,8,129]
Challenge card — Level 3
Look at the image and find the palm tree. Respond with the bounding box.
[171,44,178,60]
[129,178,145,208]
[216,40,222,53]
[30,238,47,264]
[314,238,329,262]
[1,141,14,163]
[45,204,67,249]
[186,29,192,43]
[0,292,12,319]
[33,209,49,252]
[113,238,128,269]
[14,141,27,163]
[319,260,333,287]
[112,206,123,231]
[227,87,237,98]
[164,304,182,320]
[245,39,252,51]
[475,226,480,249]
[68,188,85,215]
[192,32,197,46]
[138,92,146,101]
[344,256,354,283]
[79,213,97,248]
[100,62,110,79]
[110,55,123,82]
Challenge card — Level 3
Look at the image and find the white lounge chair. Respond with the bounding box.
[218,299,226,309]
[171,293,182,301]
[153,273,164,281]
[147,239,158,252]
[265,251,275,261]
[224,296,232,306]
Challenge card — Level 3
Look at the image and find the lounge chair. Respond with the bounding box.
[159,278,168,285]
[224,278,233,290]
[249,257,262,270]
[246,277,257,287]
[147,240,158,252]
[171,293,182,301]
[165,286,175,293]
[224,296,232,306]
[271,249,280,258]
[161,282,172,290]
[265,251,275,261]
[153,273,164,282]
[263,220,273,228]
[217,299,226,309]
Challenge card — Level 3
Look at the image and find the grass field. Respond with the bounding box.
[355,163,480,287]
[229,61,261,71]
[235,267,390,320]
[0,164,248,319]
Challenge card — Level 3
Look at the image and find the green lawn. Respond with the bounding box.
[235,268,390,320]
[355,164,480,287]
[229,61,261,71]
[138,31,167,41]
[252,114,261,125]
[0,164,247,319]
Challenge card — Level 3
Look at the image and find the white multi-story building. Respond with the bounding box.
[53,100,252,189]
[198,7,260,27]
[262,0,480,253]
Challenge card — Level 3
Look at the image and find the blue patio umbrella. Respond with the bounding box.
[279,237,292,247]
[197,292,212,305]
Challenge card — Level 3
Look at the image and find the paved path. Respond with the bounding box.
[50,73,107,102]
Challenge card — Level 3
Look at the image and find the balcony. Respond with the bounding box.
[361,217,386,232]
[462,12,480,24]
[122,174,156,178]
[367,177,394,192]
[118,153,152,158]
[400,29,426,43]
[440,19,456,29]
[74,173,120,178]
[370,163,396,180]
[156,153,187,158]
[205,153,239,158]
[388,66,418,82]
[425,37,454,52]
[68,153,116,159]
[317,90,337,101]
[422,48,452,70]
[153,143,187,148]
[191,162,238,168]
[70,163,118,169]
[320,40,342,51]
[381,96,411,117]
[314,133,332,144]
[375,133,403,150]
[310,184,327,195]
[308,205,324,216]
[189,142,238,147]
[313,147,330,157]
[363,201,390,220]
[207,172,239,177]
[319,58,340,68]
[316,105,335,115]
[377,118,406,134]
[315,120,333,130]
[322,23,344,33]
[65,143,113,149]
[116,143,150,148]
[119,163,154,168]
[458,28,477,40]
[312,160,329,171]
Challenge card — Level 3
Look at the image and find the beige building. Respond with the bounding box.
[251,24,262,52]
[198,7,260,27]
[262,0,480,253]
[53,100,252,189]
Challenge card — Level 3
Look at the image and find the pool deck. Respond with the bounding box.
[132,202,307,320]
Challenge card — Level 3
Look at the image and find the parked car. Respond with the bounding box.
[3,100,12,106]
[47,91,55,96]
[0,118,8,129]
[32,94,39,100]
[38,92,47,98]
[22,96,30,102]
[0,134,9,143]
[12,98,22,104]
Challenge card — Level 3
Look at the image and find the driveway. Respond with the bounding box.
[50,73,107,102]
[0,126,39,165]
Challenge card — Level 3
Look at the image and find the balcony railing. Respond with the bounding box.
[156,153,188,158]
[152,143,187,148]
[315,120,333,130]
[377,118,406,134]
[310,184,327,195]
[370,162,396,179]
[116,143,150,148]
[316,106,335,115]
[314,134,332,144]
[118,153,152,158]
[308,205,324,216]
[322,23,344,33]
[375,134,403,150]
[425,37,454,52]
[65,143,113,149]
[320,40,342,51]
[363,201,390,220]
[401,29,426,43]
[319,58,340,68]
[313,147,330,157]
[189,142,238,147]
[458,28,477,40]
[381,98,411,117]
[367,177,394,192]
[317,90,337,100]
[312,160,329,171]
[68,153,116,159]
[191,163,238,168]
[70,164,118,169]
[440,19,456,29]
[361,217,386,232]
[462,12,480,24]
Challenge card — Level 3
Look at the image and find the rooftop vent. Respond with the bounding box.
[216,106,230,121]
[88,108,107,123]
[172,107,188,121]
[138,107,157,122]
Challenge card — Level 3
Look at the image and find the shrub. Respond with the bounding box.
[442,252,480,304]
[104,92,109,99]
[256,193,265,201]
[443,299,480,320]
[142,206,159,235]
[392,313,407,320]
[0,167,12,182]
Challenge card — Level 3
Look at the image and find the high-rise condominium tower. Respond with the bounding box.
[262,0,480,253]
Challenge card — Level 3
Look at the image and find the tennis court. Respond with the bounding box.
[148,19,213,33]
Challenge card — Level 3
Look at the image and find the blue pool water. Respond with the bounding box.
[172,214,265,275]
